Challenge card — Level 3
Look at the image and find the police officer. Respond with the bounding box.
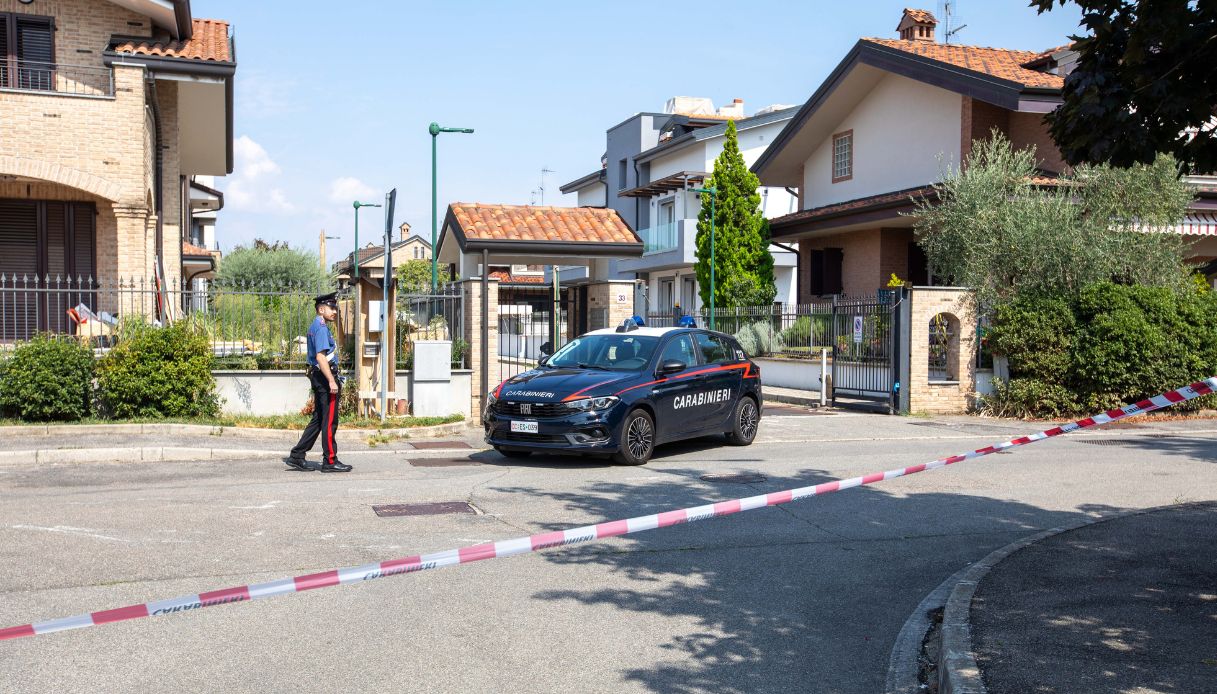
[285,293,352,472]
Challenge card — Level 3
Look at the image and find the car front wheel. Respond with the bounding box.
[726,397,759,446]
[614,409,655,465]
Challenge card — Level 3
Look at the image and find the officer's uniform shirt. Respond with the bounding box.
[306,316,337,370]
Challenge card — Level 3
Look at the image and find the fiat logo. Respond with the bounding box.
[519,403,532,415]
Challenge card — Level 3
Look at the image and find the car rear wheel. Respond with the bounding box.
[494,446,533,459]
[613,409,655,466]
[726,397,759,446]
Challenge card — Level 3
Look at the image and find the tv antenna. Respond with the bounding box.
[538,166,555,206]
[938,0,967,44]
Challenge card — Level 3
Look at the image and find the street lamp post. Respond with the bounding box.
[692,186,718,330]
[430,122,474,293]
[352,200,382,279]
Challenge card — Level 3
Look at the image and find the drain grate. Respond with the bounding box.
[700,472,767,484]
[373,501,474,517]
[409,441,473,450]
[1079,439,1128,446]
[408,457,481,468]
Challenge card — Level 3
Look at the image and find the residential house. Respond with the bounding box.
[752,8,1217,300]
[559,97,800,317]
[334,225,435,287]
[0,0,236,337]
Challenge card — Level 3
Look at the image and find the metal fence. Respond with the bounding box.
[0,275,346,369]
[648,303,837,360]
[0,60,114,97]
[395,286,465,370]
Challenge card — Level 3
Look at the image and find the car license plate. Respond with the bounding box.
[510,420,539,434]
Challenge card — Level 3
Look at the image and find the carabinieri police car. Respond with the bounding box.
[484,319,762,465]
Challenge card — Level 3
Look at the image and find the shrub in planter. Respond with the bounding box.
[0,335,94,421]
[96,320,219,418]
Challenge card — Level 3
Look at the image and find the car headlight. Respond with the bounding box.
[566,396,619,412]
[486,390,499,406]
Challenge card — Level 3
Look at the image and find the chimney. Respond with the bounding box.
[717,98,745,118]
[897,8,937,42]
[399,221,411,243]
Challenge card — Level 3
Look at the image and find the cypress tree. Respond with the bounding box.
[694,120,777,312]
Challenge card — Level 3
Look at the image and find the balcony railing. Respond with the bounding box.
[639,222,680,255]
[0,60,114,98]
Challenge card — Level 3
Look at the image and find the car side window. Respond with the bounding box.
[694,333,733,365]
[658,335,697,369]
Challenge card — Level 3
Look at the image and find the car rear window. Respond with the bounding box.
[694,333,733,365]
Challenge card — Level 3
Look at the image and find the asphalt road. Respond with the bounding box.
[2,408,1215,693]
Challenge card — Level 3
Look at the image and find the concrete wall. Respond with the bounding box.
[755,357,823,392]
[576,184,606,208]
[802,74,961,209]
[214,370,473,418]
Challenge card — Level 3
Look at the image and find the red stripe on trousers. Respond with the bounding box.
[326,394,337,465]
[294,570,340,591]
[91,604,149,625]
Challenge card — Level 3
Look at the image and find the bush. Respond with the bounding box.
[985,282,1217,416]
[96,320,219,419]
[733,321,783,357]
[0,336,94,421]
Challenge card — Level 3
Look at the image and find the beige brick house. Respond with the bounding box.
[753,8,1217,300]
[0,0,234,333]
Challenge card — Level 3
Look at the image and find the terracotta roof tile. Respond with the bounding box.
[449,203,640,245]
[863,38,1064,90]
[900,8,937,25]
[489,271,547,284]
[182,241,219,256]
[112,19,232,63]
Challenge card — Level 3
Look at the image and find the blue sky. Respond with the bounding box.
[208,0,1084,259]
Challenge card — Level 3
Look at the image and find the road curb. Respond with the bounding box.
[0,420,472,443]
[934,504,1190,694]
[764,391,823,408]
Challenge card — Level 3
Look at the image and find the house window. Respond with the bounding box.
[808,248,844,296]
[0,12,56,91]
[831,130,853,183]
[618,159,628,190]
[0,199,96,341]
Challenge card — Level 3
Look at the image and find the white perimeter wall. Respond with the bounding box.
[802,73,961,209]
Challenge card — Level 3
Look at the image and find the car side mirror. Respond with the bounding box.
[658,359,686,377]
[539,341,553,356]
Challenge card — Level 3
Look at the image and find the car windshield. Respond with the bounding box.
[547,334,660,371]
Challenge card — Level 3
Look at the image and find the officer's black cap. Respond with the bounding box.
[315,292,339,309]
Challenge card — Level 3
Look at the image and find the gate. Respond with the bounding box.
[497,285,571,383]
[830,291,904,413]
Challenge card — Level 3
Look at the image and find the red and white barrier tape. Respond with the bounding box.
[3,377,1214,642]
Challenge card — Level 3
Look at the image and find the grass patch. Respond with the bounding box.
[0,413,466,431]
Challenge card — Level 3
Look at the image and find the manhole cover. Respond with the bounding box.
[700,472,767,484]
[409,441,473,450]
[409,457,481,468]
[373,502,474,517]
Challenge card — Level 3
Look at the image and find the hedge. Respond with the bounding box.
[0,336,95,421]
[987,281,1217,416]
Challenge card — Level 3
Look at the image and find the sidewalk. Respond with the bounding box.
[943,502,1217,694]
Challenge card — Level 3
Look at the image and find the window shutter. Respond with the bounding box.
[45,202,67,277]
[809,249,825,296]
[0,201,40,341]
[823,248,844,295]
[0,16,10,89]
[907,241,929,286]
[71,203,96,281]
[15,16,53,90]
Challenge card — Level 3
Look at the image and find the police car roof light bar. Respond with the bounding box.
[679,315,697,328]
[616,318,639,333]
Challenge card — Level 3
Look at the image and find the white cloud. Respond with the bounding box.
[328,176,379,204]
[222,135,295,214]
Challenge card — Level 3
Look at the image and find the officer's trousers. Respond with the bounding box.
[290,369,340,465]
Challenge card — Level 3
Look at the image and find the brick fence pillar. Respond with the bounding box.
[463,277,499,418]
[586,280,636,330]
[907,287,977,414]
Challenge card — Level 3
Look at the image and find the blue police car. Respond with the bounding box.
[483,320,762,465]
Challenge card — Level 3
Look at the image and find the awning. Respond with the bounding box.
[618,171,708,199]
[1178,212,1217,236]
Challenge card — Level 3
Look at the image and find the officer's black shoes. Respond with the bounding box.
[319,461,353,473]
[284,457,309,471]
